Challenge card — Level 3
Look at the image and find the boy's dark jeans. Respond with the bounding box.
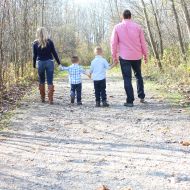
[71,83,82,103]
[120,58,145,104]
[38,60,54,85]
[94,79,107,102]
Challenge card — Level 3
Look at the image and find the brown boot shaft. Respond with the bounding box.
[48,85,54,104]
[39,84,45,102]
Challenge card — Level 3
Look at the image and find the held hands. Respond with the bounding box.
[59,65,63,71]
[85,70,91,79]
[144,56,148,64]
[87,74,91,79]
[114,59,119,65]
[109,59,118,70]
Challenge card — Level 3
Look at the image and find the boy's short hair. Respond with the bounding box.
[94,46,103,54]
[123,10,131,19]
[71,55,79,63]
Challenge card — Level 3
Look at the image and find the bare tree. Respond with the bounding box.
[141,0,162,70]
[180,0,190,40]
[150,0,164,58]
[170,0,186,58]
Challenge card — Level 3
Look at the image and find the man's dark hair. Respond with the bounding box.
[71,55,79,63]
[123,10,131,19]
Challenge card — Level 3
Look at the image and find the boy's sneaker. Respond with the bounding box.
[102,101,109,107]
[77,102,82,106]
[71,97,75,104]
[124,103,134,107]
[96,101,101,107]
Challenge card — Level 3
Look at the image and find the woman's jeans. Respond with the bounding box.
[37,60,54,85]
[120,58,145,103]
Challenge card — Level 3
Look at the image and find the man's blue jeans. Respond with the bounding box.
[120,58,145,103]
[71,83,82,103]
[37,60,54,85]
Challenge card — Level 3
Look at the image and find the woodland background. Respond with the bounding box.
[0,0,190,112]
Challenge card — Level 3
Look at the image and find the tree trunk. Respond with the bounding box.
[150,0,164,58]
[141,0,163,71]
[41,0,45,26]
[171,0,186,59]
[180,0,190,40]
[0,0,7,109]
[21,0,29,77]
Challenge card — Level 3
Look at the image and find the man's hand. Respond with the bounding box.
[114,59,119,65]
[144,56,148,64]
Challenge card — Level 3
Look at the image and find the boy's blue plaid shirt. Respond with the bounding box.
[60,64,85,84]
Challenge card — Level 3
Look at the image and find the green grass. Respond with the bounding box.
[145,80,187,106]
[55,70,67,79]
[0,111,14,130]
[146,80,190,114]
[109,65,189,108]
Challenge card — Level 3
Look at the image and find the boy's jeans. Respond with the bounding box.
[94,79,107,102]
[37,60,54,85]
[120,58,145,103]
[71,83,82,103]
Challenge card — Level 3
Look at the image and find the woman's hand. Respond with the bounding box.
[59,65,63,71]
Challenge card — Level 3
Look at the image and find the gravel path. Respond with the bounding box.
[0,73,190,190]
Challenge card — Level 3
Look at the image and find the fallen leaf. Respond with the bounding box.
[49,118,54,122]
[180,141,190,146]
[82,129,88,133]
[0,136,6,141]
[120,188,132,190]
[48,128,58,132]
[97,185,110,190]
[97,137,104,140]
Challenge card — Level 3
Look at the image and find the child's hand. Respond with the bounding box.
[109,63,116,70]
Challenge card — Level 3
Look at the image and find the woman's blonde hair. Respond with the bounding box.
[36,27,49,48]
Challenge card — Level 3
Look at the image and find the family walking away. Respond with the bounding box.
[32,9,148,107]
[59,47,115,107]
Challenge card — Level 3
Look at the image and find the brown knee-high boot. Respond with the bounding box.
[39,84,45,103]
[48,85,54,104]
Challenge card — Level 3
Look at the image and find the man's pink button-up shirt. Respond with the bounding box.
[111,19,148,61]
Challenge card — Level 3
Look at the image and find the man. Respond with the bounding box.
[111,10,148,107]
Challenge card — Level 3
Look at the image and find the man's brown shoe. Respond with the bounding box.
[140,99,146,103]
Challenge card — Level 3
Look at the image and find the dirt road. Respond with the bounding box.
[0,73,190,190]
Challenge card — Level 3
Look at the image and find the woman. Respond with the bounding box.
[33,27,61,104]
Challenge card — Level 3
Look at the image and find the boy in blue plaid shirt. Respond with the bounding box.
[59,56,90,105]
